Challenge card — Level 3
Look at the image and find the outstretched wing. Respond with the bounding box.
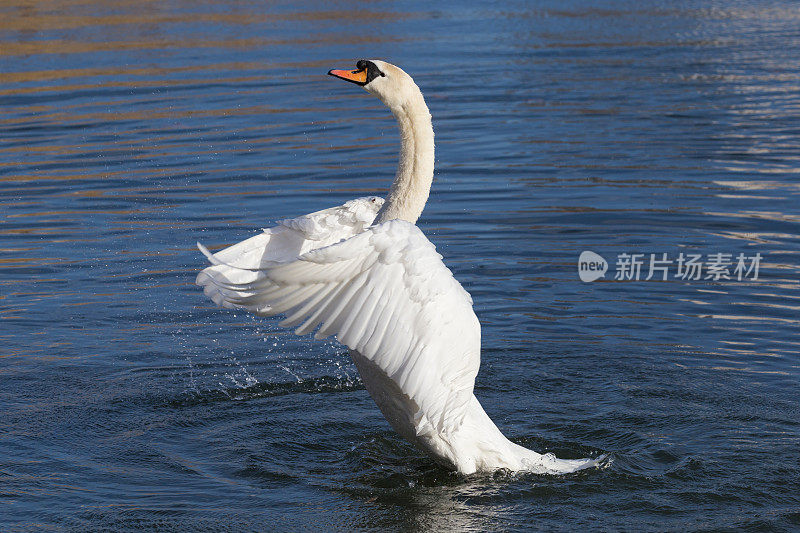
[197,196,383,307]
[196,218,481,434]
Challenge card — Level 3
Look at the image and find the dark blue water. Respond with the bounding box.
[2,1,799,530]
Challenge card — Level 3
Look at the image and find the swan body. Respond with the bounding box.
[197,60,602,475]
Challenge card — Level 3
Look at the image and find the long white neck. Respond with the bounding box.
[374,88,434,224]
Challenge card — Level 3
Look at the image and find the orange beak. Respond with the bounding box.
[328,67,368,86]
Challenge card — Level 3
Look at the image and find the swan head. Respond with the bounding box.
[328,59,421,111]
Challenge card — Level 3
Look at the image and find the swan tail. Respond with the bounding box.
[513,442,608,474]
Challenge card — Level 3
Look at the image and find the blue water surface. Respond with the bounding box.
[2,0,799,530]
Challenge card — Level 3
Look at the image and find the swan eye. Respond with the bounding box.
[357,60,385,85]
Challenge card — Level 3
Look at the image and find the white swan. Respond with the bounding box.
[196,60,603,475]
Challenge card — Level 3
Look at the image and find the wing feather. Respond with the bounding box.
[281,283,338,328]
[195,197,384,302]
[197,213,480,435]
